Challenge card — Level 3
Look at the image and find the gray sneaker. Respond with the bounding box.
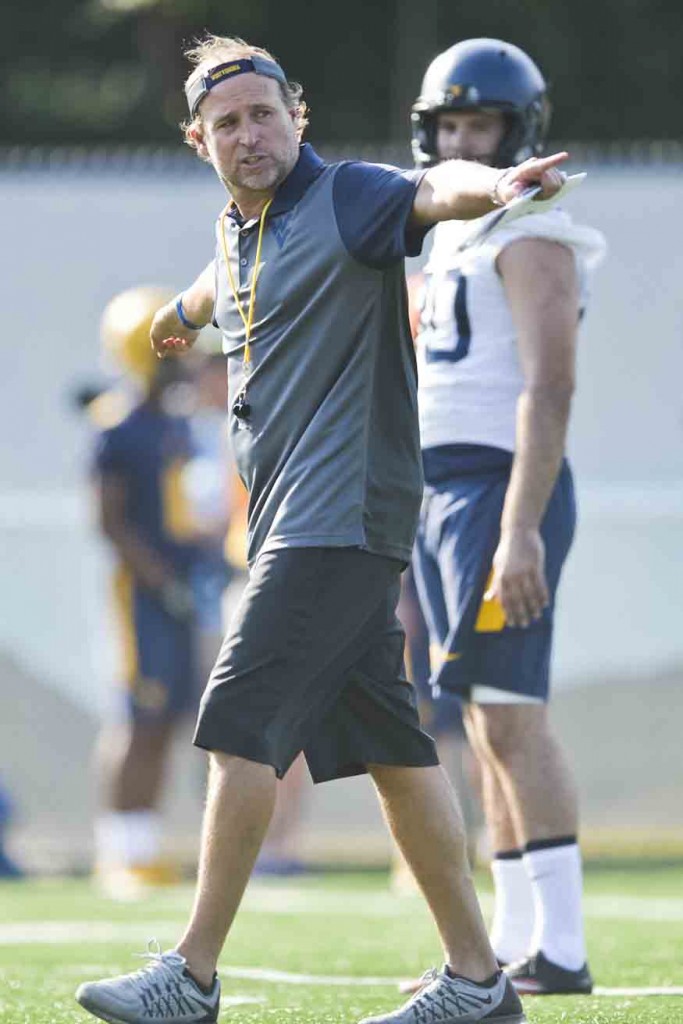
[75,946,220,1023]
[359,967,526,1024]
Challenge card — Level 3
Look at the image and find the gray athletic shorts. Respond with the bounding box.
[193,547,439,783]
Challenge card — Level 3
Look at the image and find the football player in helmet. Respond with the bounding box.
[409,39,605,995]
[91,286,204,897]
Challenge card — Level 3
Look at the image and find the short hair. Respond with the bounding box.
[181,34,309,154]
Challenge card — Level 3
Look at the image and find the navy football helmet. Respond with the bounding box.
[411,38,550,168]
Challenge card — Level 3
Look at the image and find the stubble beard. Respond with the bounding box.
[224,142,298,196]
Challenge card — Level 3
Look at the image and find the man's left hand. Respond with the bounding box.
[150,302,200,360]
[495,152,569,205]
[486,526,550,628]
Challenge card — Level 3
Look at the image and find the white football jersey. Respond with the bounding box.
[415,207,606,452]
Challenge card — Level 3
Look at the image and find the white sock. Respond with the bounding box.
[95,810,162,868]
[523,840,587,970]
[489,852,535,965]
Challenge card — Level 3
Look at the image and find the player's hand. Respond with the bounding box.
[486,526,549,628]
[495,152,569,205]
[150,303,200,360]
[159,579,196,621]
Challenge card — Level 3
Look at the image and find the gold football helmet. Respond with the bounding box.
[100,286,174,386]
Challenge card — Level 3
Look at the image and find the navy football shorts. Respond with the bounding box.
[112,568,198,722]
[413,445,576,704]
[194,547,439,782]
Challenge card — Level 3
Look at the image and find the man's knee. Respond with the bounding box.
[368,761,442,794]
[473,704,548,765]
[207,750,277,780]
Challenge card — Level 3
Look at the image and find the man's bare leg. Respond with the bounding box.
[467,704,577,841]
[463,711,518,852]
[370,763,497,981]
[176,753,276,987]
[467,704,587,977]
[463,714,535,965]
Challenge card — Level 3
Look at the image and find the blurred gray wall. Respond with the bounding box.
[1,154,680,715]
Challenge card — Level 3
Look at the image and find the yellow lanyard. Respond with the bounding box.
[219,198,272,370]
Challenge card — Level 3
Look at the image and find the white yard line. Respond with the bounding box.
[3,888,683,939]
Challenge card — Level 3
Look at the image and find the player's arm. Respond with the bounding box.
[150,260,216,359]
[487,237,579,628]
[97,472,193,619]
[410,153,569,226]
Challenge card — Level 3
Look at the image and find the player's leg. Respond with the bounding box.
[368,767,524,1024]
[371,762,496,981]
[468,701,590,990]
[93,588,193,891]
[464,464,590,993]
[175,752,277,986]
[463,705,534,966]
[94,718,175,884]
[415,461,535,970]
[468,703,577,842]
[97,718,173,811]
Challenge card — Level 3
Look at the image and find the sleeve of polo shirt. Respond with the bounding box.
[332,161,429,269]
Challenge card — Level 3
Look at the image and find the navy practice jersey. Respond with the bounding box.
[93,401,200,576]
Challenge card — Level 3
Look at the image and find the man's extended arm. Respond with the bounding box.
[410,153,568,226]
[487,237,579,627]
[150,260,216,359]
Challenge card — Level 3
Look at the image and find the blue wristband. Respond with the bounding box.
[175,295,203,331]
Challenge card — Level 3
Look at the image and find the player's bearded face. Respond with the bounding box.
[197,75,299,194]
[436,109,505,165]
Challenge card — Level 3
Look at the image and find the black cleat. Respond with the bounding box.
[506,950,593,995]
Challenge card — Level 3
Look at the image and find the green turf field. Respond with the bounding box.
[1,863,682,1023]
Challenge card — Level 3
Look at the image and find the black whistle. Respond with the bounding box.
[233,395,251,420]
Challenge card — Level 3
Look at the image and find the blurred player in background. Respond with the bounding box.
[409,39,605,995]
[90,286,207,898]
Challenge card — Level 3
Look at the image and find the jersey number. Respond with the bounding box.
[421,271,471,364]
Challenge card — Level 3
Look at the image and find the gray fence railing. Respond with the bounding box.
[1,139,682,174]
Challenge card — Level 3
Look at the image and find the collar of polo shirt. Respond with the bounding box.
[185,55,289,117]
[223,144,326,225]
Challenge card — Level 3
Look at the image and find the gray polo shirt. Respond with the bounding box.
[213,143,428,566]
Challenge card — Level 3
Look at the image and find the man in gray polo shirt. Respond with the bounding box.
[76,34,568,1024]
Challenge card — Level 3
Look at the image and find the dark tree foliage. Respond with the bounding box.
[435,0,683,141]
[1,0,681,145]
